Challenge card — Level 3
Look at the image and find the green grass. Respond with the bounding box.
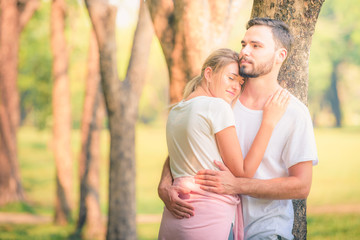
[0,125,359,239]
[308,214,360,240]
[308,127,360,207]
[0,223,73,240]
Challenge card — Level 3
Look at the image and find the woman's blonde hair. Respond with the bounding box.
[183,48,240,99]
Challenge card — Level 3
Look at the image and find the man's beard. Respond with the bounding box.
[239,56,274,78]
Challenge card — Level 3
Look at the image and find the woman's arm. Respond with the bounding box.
[216,89,290,178]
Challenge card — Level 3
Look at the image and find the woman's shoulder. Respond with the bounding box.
[208,97,230,106]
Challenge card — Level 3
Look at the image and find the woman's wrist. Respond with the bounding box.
[260,118,276,130]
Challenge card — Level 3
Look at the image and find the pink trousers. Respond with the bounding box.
[158,177,243,240]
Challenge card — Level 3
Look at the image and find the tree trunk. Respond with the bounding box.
[51,0,73,225]
[84,1,154,239]
[76,30,104,239]
[328,61,342,127]
[147,0,243,103]
[0,0,38,206]
[251,0,325,238]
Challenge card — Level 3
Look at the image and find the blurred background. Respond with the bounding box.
[0,0,359,239]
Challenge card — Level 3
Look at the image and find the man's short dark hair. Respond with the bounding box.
[246,17,293,52]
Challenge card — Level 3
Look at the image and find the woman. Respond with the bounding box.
[158,48,289,240]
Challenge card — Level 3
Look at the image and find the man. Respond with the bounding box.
[158,18,318,239]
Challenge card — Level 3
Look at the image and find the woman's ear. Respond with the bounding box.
[204,66,212,82]
[276,48,287,64]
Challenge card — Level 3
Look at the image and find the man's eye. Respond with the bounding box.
[229,77,234,80]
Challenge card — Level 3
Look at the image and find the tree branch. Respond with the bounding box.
[125,0,154,96]
[146,0,175,61]
[18,0,40,32]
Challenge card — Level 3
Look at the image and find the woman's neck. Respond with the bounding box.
[185,83,212,101]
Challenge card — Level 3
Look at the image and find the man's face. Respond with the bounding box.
[239,25,276,78]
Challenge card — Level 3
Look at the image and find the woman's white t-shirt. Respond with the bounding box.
[166,96,235,179]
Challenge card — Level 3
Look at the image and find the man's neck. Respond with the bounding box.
[240,75,280,110]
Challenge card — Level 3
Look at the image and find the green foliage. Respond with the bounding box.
[18,0,92,129]
[137,38,170,125]
[66,0,91,129]
[308,0,360,126]
[19,0,52,129]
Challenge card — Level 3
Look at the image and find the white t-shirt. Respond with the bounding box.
[167,96,235,179]
[233,95,318,240]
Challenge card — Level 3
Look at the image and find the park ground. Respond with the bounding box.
[0,126,359,239]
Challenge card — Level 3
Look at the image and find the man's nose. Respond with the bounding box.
[240,45,250,56]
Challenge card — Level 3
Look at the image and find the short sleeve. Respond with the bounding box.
[207,98,235,134]
[282,107,318,168]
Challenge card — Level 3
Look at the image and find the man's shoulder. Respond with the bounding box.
[287,94,311,117]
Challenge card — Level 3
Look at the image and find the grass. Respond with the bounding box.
[308,127,360,207]
[308,214,360,240]
[0,125,359,239]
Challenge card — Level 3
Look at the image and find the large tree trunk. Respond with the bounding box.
[76,30,104,239]
[147,0,243,103]
[0,0,38,206]
[251,0,325,239]
[328,61,342,127]
[84,1,153,239]
[51,0,73,225]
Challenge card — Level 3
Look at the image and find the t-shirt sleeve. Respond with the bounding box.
[282,107,318,168]
[208,98,235,134]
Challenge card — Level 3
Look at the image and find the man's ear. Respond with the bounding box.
[204,66,212,82]
[276,48,288,64]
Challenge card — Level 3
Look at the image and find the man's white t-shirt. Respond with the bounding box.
[167,96,235,179]
[233,95,318,240]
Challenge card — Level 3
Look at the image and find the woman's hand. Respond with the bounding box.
[262,88,290,128]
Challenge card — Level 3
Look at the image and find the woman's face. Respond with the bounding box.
[209,62,242,104]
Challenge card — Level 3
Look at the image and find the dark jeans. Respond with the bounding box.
[228,223,234,240]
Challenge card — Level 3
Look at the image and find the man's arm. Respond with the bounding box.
[195,160,313,199]
[158,156,194,218]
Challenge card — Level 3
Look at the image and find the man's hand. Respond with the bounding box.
[158,184,195,219]
[195,160,238,195]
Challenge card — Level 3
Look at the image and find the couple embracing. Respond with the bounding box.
[158,18,318,240]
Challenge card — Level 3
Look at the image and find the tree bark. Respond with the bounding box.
[147,0,243,103]
[0,0,38,206]
[84,1,154,239]
[250,0,325,239]
[76,30,104,239]
[51,0,73,225]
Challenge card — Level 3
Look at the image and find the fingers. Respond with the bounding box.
[196,169,218,177]
[280,91,291,106]
[167,190,195,218]
[169,201,194,219]
[199,185,222,194]
[214,160,230,171]
[273,88,286,102]
[267,88,290,106]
